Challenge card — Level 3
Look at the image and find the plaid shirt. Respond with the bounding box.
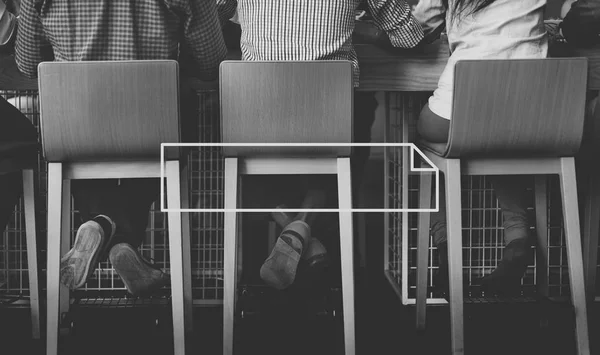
[15,0,227,80]
[216,0,424,86]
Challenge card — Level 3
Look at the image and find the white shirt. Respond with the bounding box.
[413,0,548,120]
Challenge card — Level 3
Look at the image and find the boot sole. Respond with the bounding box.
[60,222,104,290]
[109,244,169,296]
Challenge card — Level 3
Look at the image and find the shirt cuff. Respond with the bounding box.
[387,21,425,48]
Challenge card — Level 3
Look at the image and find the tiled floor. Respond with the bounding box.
[1,274,597,355]
[1,158,596,355]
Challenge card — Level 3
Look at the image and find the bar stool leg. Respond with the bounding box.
[534,176,549,297]
[337,157,355,355]
[582,171,600,302]
[166,160,187,355]
[22,169,40,339]
[46,163,63,355]
[444,159,464,355]
[558,157,590,355]
[416,162,433,330]
[223,158,239,355]
[237,180,244,285]
[60,180,71,321]
[180,165,194,333]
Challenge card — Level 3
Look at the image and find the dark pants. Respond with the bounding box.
[351,91,379,195]
[72,179,159,251]
[0,96,38,232]
[418,104,531,246]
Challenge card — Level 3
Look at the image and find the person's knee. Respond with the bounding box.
[417,104,450,143]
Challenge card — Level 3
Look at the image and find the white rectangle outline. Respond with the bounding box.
[159,142,439,213]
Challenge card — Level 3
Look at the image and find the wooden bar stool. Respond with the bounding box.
[415,59,590,355]
[0,152,40,340]
[220,61,357,355]
[2,96,41,340]
[580,96,600,302]
[38,61,192,355]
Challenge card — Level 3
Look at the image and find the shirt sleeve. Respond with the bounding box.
[561,0,600,47]
[14,0,47,78]
[366,0,425,48]
[216,0,238,27]
[173,0,228,81]
[412,0,446,39]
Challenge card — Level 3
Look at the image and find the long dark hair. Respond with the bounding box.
[441,0,497,19]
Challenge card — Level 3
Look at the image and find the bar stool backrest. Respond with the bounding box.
[38,60,180,162]
[220,61,353,157]
[442,58,588,158]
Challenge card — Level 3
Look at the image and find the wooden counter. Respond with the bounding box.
[1,36,600,92]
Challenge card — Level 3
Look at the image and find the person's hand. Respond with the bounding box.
[354,20,386,45]
[544,19,565,44]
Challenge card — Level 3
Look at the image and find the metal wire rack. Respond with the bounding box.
[384,92,572,305]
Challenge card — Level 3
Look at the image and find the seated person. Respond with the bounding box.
[0,0,17,49]
[413,0,547,296]
[0,0,36,295]
[558,0,600,236]
[216,0,425,290]
[16,0,226,296]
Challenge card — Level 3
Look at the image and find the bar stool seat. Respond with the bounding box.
[38,61,192,355]
[220,60,357,355]
[418,140,446,156]
[415,59,591,355]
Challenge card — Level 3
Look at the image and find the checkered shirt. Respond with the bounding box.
[216,0,424,86]
[15,0,227,80]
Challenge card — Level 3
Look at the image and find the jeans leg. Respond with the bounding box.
[0,97,38,232]
[71,180,121,224]
[417,104,451,247]
[351,91,378,198]
[487,176,532,245]
[351,92,378,274]
[430,176,448,246]
[110,178,160,249]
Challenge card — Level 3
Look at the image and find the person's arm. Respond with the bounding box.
[14,0,47,78]
[561,0,600,47]
[366,0,424,48]
[412,0,446,44]
[175,0,227,81]
[216,0,237,28]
